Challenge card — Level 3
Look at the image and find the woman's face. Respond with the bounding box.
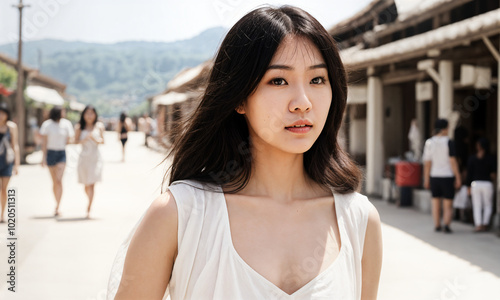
[84,109,97,125]
[0,111,8,124]
[238,35,332,154]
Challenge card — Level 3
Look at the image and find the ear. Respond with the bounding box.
[235,104,245,114]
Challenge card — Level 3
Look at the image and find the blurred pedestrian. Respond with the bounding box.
[453,125,471,222]
[138,113,152,147]
[466,138,497,232]
[0,103,20,223]
[423,119,461,233]
[75,105,104,219]
[40,107,75,216]
[117,112,131,162]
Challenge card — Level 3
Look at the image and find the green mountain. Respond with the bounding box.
[0,27,227,117]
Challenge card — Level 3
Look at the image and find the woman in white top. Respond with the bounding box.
[0,103,20,223]
[40,107,75,216]
[109,6,382,300]
[74,105,104,219]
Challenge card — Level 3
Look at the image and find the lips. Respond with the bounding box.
[285,119,313,134]
[284,119,313,128]
[285,126,312,133]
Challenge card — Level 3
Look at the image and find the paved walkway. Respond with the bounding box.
[375,199,500,300]
[0,131,498,299]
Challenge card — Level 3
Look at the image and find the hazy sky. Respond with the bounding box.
[0,0,372,45]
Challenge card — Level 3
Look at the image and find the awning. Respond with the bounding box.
[342,8,500,69]
[69,100,86,111]
[0,84,13,97]
[347,85,367,104]
[152,91,198,107]
[26,85,65,106]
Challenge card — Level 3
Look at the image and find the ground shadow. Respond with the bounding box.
[371,198,500,278]
[56,217,96,222]
[31,215,57,220]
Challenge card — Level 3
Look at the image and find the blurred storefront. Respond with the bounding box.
[0,53,83,157]
[151,60,212,146]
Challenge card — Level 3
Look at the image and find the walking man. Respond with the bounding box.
[423,119,461,233]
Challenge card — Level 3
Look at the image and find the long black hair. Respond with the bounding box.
[0,102,11,121]
[119,112,127,124]
[165,5,361,194]
[79,105,98,130]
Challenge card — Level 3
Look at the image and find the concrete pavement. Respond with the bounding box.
[0,131,498,300]
[0,131,168,300]
[375,199,500,300]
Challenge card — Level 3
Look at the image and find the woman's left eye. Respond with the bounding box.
[311,77,326,84]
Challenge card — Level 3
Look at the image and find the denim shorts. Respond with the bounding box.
[47,150,66,166]
[0,161,13,177]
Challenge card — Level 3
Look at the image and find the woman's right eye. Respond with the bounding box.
[269,78,287,86]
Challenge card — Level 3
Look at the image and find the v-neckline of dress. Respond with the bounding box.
[217,184,346,298]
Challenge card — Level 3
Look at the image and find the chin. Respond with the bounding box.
[280,140,315,154]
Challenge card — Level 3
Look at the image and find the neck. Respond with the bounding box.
[235,137,327,203]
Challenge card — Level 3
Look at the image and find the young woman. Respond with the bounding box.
[108,6,382,300]
[40,107,74,216]
[75,105,104,219]
[117,112,130,162]
[0,103,20,223]
[466,138,497,232]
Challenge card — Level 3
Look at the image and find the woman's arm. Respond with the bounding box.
[449,157,461,189]
[86,123,105,144]
[114,190,178,300]
[7,121,20,175]
[361,205,383,300]
[93,122,105,144]
[74,124,82,144]
[41,135,48,168]
[117,122,122,140]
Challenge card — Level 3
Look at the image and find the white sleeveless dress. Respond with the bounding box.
[107,179,375,300]
[77,124,103,185]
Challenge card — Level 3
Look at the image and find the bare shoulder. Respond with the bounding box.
[6,121,17,130]
[365,199,381,225]
[361,198,383,300]
[115,191,178,299]
[143,190,178,226]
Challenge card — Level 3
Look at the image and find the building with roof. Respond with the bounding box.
[151,60,212,146]
[0,52,84,158]
[330,0,499,224]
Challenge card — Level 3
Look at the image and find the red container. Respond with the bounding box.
[395,162,421,187]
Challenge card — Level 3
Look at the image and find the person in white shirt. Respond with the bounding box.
[423,119,461,233]
[40,107,75,217]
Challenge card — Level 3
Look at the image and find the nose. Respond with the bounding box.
[289,85,312,112]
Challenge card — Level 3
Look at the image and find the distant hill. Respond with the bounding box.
[0,27,227,117]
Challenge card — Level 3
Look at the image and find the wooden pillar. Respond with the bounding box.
[438,60,453,119]
[366,69,384,196]
[496,47,500,227]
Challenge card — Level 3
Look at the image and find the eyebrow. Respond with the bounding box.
[267,63,327,70]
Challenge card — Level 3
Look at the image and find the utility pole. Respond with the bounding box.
[12,0,30,163]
